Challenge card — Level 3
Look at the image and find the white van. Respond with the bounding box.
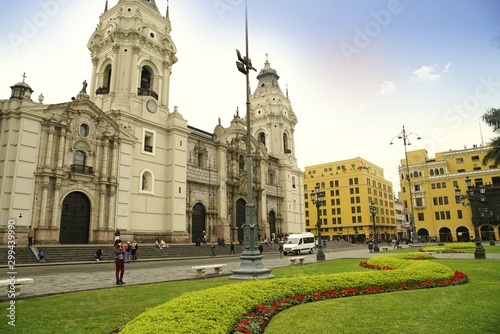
[283,232,316,255]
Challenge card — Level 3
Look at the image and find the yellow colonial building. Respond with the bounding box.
[399,145,500,242]
[304,158,396,243]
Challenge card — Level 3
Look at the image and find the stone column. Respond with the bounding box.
[56,124,66,170]
[110,44,120,95]
[44,126,55,168]
[131,45,141,96]
[90,56,98,99]
[161,61,171,108]
[39,183,49,227]
[108,189,116,230]
[98,188,106,229]
[51,184,61,228]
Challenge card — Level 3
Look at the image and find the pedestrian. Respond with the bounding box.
[114,228,121,241]
[114,239,126,285]
[211,243,216,257]
[230,241,235,255]
[38,249,45,262]
[27,225,34,248]
[258,243,263,254]
[125,241,131,263]
[131,239,138,261]
[202,231,207,244]
[278,241,284,258]
[95,248,103,261]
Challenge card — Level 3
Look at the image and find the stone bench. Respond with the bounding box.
[0,278,34,296]
[191,264,227,277]
[382,247,389,251]
[288,256,306,265]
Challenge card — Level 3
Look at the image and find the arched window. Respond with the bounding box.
[283,133,289,153]
[429,169,434,176]
[104,64,112,88]
[439,167,444,175]
[79,124,89,137]
[268,169,275,185]
[258,132,266,145]
[74,150,85,167]
[71,150,88,173]
[413,171,419,178]
[141,66,152,89]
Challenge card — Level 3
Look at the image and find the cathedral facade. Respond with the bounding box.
[0,0,305,245]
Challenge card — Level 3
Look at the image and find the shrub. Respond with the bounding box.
[120,255,466,334]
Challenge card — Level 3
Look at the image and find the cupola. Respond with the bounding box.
[10,74,34,100]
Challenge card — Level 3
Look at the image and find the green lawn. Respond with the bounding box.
[1,255,499,334]
[266,259,500,334]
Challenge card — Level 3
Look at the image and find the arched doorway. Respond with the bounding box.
[481,225,496,241]
[59,192,90,244]
[269,210,276,239]
[236,199,246,243]
[192,203,206,243]
[456,226,470,242]
[417,228,429,242]
[439,227,453,242]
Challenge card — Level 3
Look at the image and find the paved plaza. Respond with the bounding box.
[2,244,498,301]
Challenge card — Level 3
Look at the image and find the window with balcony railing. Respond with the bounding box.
[70,164,94,174]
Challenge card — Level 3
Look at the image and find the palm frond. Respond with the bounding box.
[482,136,500,166]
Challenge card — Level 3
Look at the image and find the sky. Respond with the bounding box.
[1,0,499,194]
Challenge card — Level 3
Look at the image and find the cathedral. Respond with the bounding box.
[0,0,305,245]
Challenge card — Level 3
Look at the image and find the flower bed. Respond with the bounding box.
[119,255,467,334]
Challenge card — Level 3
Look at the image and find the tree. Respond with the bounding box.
[481,36,500,167]
[481,108,500,166]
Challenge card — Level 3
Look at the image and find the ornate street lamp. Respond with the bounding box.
[455,177,486,259]
[390,125,421,247]
[369,201,379,252]
[230,0,273,279]
[310,183,326,261]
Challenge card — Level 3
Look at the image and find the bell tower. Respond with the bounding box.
[87,0,177,115]
[250,57,298,168]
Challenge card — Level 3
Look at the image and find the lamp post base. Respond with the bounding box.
[373,243,380,252]
[230,253,275,280]
[474,241,486,259]
[316,247,326,261]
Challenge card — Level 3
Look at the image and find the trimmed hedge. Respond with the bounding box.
[120,255,464,334]
[422,242,475,253]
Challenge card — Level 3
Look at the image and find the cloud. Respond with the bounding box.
[375,81,396,96]
[409,62,452,82]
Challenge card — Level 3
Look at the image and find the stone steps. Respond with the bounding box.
[0,240,354,265]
